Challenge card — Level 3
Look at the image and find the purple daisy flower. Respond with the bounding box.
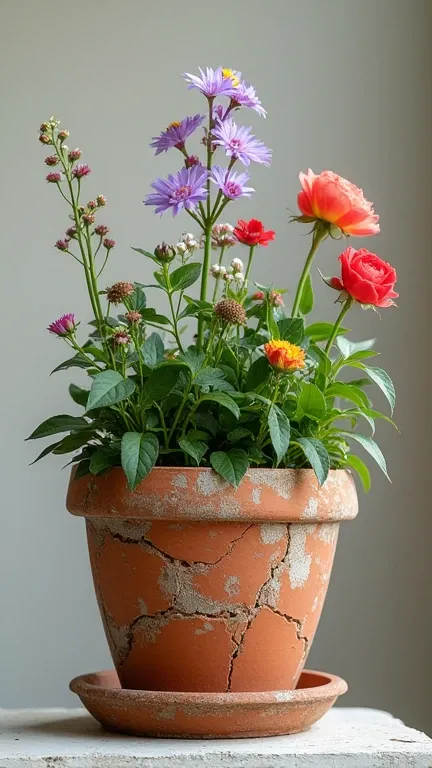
[150,114,205,155]
[48,313,77,336]
[212,119,272,167]
[231,81,266,118]
[210,166,254,199]
[183,67,238,98]
[144,165,209,216]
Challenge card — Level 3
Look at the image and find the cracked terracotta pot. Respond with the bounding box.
[67,467,357,694]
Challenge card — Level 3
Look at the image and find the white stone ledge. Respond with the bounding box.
[0,707,431,767]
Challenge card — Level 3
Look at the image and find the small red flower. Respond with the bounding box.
[233,218,275,247]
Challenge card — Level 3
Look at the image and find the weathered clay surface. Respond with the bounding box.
[68,468,357,694]
[69,668,348,738]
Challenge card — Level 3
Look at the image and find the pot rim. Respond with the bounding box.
[70,668,348,706]
[67,465,358,523]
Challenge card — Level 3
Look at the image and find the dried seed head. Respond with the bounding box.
[106,281,134,304]
[214,298,246,325]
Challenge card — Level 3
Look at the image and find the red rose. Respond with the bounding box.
[233,218,275,247]
[331,247,398,307]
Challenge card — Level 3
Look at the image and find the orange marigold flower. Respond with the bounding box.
[264,340,306,372]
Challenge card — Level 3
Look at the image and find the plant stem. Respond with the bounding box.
[325,297,354,355]
[164,263,185,353]
[291,223,328,317]
[198,225,212,349]
[244,245,255,285]
[212,246,225,303]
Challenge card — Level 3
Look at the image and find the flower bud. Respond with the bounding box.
[223,272,234,282]
[176,242,188,255]
[66,226,77,238]
[95,224,110,236]
[58,129,69,141]
[154,242,176,262]
[40,123,49,132]
[125,310,142,325]
[103,238,116,249]
[112,328,131,347]
[218,266,227,278]
[210,264,221,277]
[235,272,245,283]
[55,239,69,251]
[185,154,200,168]
[82,213,96,224]
[68,148,82,162]
[72,164,92,179]
[46,172,61,183]
[252,291,265,301]
[96,194,107,206]
[87,200,97,210]
[39,134,51,144]
[230,257,244,273]
[181,232,199,249]
[45,155,59,166]
[269,289,284,307]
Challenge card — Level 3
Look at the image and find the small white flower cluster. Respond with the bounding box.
[211,257,245,284]
[176,232,200,257]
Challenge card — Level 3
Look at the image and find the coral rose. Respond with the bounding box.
[297,169,380,236]
[331,247,398,307]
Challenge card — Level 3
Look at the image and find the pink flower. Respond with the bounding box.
[331,247,398,307]
[103,238,116,249]
[297,169,380,236]
[48,313,77,336]
[95,224,110,236]
[55,239,69,251]
[72,164,92,179]
[46,172,61,183]
[45,155,59,166]
[82,213,96,224]
[68,148,82,162]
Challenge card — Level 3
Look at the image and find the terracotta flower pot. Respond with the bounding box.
[67,467,357,694]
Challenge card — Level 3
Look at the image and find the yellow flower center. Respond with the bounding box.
[167,121,181,130]
[222,68,240,88]
[264,340,306,372]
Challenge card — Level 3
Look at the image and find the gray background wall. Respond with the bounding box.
[1,0,431,734]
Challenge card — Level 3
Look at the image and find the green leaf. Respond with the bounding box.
[52,430,96,454]
[277,317,305,344]
[178,346,205,374]
[346,453,371,493]
[178,299,213,320]
[142,364,183,405]
[129,285,147,311]
[131,246,160,264]
[154,270,168,290]
[140,308,171,325]
[363,407,399,431]
[227,427,253,442]
[335,336,352,358]
[297,382,327,420]
[121,432,159,490]
[363,366,396,415]
[348,349,380,361]
[86,371,135,412]
[295,437,330,485]
[210,449,249,488]
[200,392,240,419]
[27,415,89,440]
[266,302,279,339]
[51,353,92,375]
[305,323,350,342]
[30,439,63,464]
[68,384,89,408]
[74,459,91,479]
[89,446,120,475]
[268,405,290,465]
[245,356,271,391]
[178,437,207,465]
[326,382,370,409]
[299,274,314,315]
[170,262,202,292]
[342,432,390,481]
[142,332,165,368]
[194,367,227,391]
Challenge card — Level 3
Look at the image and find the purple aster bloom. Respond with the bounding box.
[231,81,267,118]
[210,165,254,199]
[183,67,238,98]
[212,119,272,167]
[144,165,209,216]
[48,313,77,336]
[150,114,205,155]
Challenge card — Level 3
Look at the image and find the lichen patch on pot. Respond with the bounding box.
[287,524,314,589]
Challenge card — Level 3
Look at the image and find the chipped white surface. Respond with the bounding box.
[1,708,432,767]
[287,524,314,589]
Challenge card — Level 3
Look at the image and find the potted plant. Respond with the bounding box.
[30,66,397,736]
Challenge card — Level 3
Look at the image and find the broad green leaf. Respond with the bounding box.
[52,430,96,454]
[178,346,206,374]
[83,345,107,363]
[86,371,135,412]
[178,437,207,465]
[226,427,253,442]
[245,356,271,391]
[346,453,371,493]
[268,405,290,465]
[277,317,304,345]
[336,336,376,358]
[121,432,159,490]
[298,382,327,420]
[131,246,160,264]
[142,364,183,405]
[140,308,171,325]
[363,366,396,415]
[178,299,213,320]
[51,353,92,375]
[170,262,202,292]
[194,367,227,391]
[129,285,147,311]
[154,270,168,289]
[326,382,370,409]
[74,459,91,479]
[195,411,219,436]
[342,432,390,481]
[305,322,350,342]
[210,449,249,488]
[363,407,399,431]
[299,274,314,315]
[295,437,330,486]
[142,332,165,368]
[89,446,120,475]
[68,384,89,408]
[266,301,280,339]
[348,349,380,361]
[27,414,89,440]
[200,392,240,419]
[335,336,352,358]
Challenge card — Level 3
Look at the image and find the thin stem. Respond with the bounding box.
[164,263,185,353]
[325,297,354,356]
[244,245,255,286]
[291,224,328,317]
[212,246,225,303]
[154,403,169,449]
[198,225,212,349]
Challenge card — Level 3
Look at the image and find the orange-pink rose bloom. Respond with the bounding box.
[331,247,398,307]
[297,169,380,236]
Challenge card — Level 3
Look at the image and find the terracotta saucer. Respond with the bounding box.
[70,668,347,738]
